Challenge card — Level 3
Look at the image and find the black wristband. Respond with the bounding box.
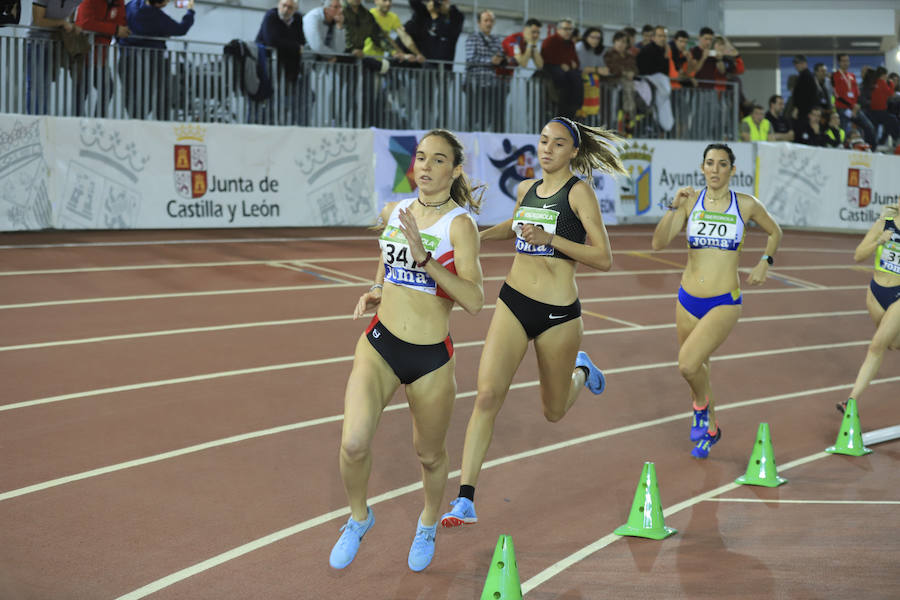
[417,251,432,268]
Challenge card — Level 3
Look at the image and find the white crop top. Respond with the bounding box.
[379,197,469,298]
[686,188,745,251]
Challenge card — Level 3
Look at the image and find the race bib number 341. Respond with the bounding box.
[513,206,559,256]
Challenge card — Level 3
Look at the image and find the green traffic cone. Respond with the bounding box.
[735,423,787,487]
[826,398,872,456]
[614,462,677,540]
[480,535,522,600]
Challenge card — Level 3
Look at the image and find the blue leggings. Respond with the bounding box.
[678,287,742,320]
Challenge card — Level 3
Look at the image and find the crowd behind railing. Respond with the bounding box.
[2,0,754,140]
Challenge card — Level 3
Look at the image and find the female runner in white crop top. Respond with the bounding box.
[328,130,484,573]
[652,143,782,459]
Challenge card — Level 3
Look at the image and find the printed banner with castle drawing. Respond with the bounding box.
[0,114,375,230]
[755,142,900,232]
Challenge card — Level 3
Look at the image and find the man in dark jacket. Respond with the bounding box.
[789,55,817,126]
[118,0,195,119]
[256,0,306,124]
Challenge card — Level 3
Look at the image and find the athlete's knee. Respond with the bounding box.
[414,445,447,472]
[542,404,566,423]
[340,435,371,465]
[473,385,506,416]
[678,351,703,380]
[869,332,891,354]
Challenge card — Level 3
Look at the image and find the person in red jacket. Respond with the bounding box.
[75,0,129,117]
[832,53,877,148]
[540,17,581,119]
[868,66,899,149]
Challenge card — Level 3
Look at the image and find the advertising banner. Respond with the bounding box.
[1,115,376,230]
[756,142,900,232]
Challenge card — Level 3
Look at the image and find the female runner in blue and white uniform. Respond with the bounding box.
[651,143,782,458]
[440,117,626,528]
[840,202,900,412]
[328,130,484,572]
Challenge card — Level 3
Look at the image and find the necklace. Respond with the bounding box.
[417,197,452,211]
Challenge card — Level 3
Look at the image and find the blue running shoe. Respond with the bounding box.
[440,497,477,528]
[690,405,710,441]
[329,507,374,569]
[576,351,606,395]
[691,427,722,459]
[408,519,438,572]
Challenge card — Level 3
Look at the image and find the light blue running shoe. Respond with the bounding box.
[407,519,438,572]
[691,427,722,459]
[329,507,374,569]
[576,351,606,394]
[690,405,710,441]
[440,497,477,528]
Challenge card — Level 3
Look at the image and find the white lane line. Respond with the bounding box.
[0,288,866,352]
[295,261,372,284]
[4,358,894,506]
[520,451,832,595]
[705,499,900,505]
[0,322,870,413]
[0,256,860,277]
[0,282,865,311]
[109,378,900,600]
[0,236,379,250]
[264,262,350,284]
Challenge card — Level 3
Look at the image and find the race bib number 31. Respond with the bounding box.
[513,206,559,256]
[687,210,740,250]
[879,241,900,274]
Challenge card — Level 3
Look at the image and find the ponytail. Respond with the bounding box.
[555,118,627,177]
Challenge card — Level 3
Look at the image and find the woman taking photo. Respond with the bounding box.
[328,129,483,571]
[441,117,625,527]
[651,143,782,458]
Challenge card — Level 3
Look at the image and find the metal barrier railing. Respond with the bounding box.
[0,26,738,140]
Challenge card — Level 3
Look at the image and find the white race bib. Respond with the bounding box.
[512,206,559,256]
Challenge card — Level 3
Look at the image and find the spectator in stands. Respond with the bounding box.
[765,94,793,141]
[303,0,346,61]
[256,0,306,124]
[575,26,606,118]
[540,17,581,119]
[795,105,826,146]
[74,0,129,117]
[636,24,653,49]
[405,0,463,68]
[464,9,508,132]
[812,62,832,110]
[823,110,845,148]
[604,30,638,133]
[867,66,899,149]
[1,0,21,24]
[344,0,389,59]
[888,72,900,117]
[668,29,691,87]
[636,25,673,132]
[622,26,638,56]
[687,26,717,87]
[789,55,818,125]
[575,26,606,76]
[501,17,542,71]
[364,0,423,64]
[118,0,195,120]
[833,53,876,149]
[740,103,773,141]
[26,0,85,114]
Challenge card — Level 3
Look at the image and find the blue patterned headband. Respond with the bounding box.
[550,117,581,148]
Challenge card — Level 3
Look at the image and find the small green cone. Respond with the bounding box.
[614,462,677,540]
[826,398,872,456]
[480,535,522,600]
[735,423,787,487]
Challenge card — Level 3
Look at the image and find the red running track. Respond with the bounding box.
[0,226,897,599]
